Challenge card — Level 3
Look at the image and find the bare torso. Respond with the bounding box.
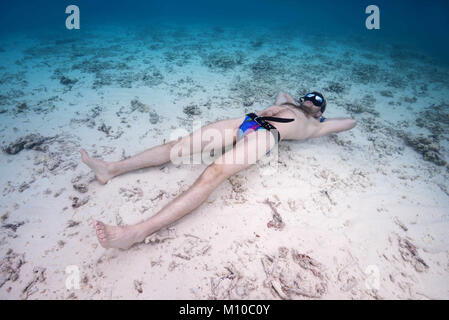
[257,104,321,141]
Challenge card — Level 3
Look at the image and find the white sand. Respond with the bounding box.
[0,24,448,300]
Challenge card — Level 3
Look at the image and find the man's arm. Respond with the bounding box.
[315,118,357,137]
[256,105,286,116]
[275,91,298,106]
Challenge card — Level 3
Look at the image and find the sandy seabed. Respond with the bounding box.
[0,23,448,299]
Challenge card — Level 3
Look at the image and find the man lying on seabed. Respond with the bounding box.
[80,91,356,249]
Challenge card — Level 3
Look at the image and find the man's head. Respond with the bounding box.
[299,92,326,119]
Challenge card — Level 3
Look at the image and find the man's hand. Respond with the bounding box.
[316,118,357,137]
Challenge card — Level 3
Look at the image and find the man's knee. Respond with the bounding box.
[199,163,225,185]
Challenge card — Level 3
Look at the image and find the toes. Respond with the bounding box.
[96,229,105,241]
[94,220,108,241]
[80,148,92,165]
[94,221,105,233]
[95,220,104,228]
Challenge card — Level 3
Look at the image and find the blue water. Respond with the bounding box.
[1,0,448,63]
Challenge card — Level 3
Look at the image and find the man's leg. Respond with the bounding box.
[80,117,244,184]
[94,129,276,249]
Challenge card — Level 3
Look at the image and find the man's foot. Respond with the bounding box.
[94,220,143,250]
[80,148,116,184]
